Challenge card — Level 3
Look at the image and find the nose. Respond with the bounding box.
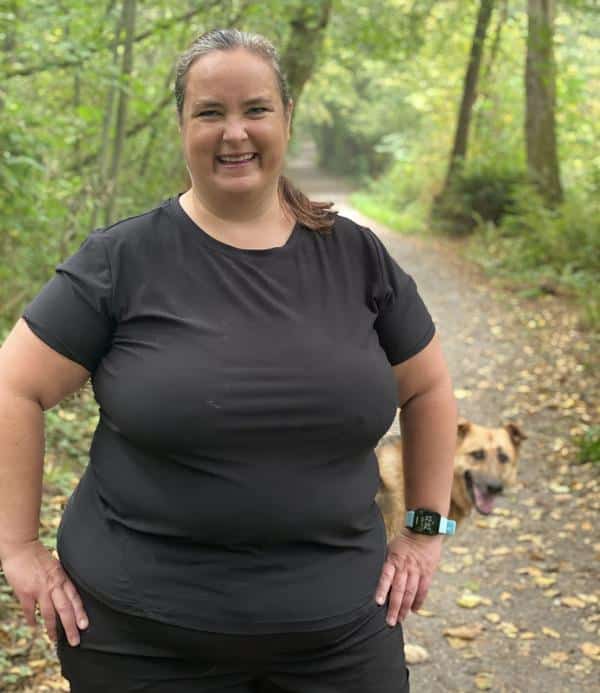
[484,478,503,495]
[222,117,249,143]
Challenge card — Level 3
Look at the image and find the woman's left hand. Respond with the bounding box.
[374,528,444,626]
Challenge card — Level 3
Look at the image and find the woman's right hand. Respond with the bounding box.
[0,539,88,647]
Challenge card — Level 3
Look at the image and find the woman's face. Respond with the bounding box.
[179,48,292,203]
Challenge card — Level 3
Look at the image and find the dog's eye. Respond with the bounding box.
[498,451,510,464]
[470,449,486,461]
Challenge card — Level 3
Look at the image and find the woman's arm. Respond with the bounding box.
[0,318,91,646]
[375,332,458,626]
[396,332,457,516]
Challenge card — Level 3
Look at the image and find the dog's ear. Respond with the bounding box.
[505,422,527,448]
[457,417,471,442]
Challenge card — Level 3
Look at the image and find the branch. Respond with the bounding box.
[4,3,219,79]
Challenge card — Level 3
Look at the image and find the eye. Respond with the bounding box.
[196,110,220,118]
[248,106,269,116]
[470,449,486,461]
[498,450,510,464]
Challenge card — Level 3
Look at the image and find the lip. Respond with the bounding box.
[215,152,259,167]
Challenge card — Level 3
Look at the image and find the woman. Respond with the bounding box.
[0,29,457,692]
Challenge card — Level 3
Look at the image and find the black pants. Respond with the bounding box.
[56,581,410,692]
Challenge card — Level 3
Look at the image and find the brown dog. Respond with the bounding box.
[375,417,526,539]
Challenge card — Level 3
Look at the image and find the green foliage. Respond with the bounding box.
[432,157,526,236]
[575,426,600,465]
[465,184,600,329]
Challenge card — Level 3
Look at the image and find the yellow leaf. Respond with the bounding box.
[415,608,434,617]
[485,612,501,624]
[520,631,536,639]
[454,388,472,399]
[534,576,557,588]
[498,622,519,638]
[580,642,600,661]
[500,592,512,601]
[561,596,586,608]
[28,658,48,668]
[404,643,429,664]
[443,624,484,640]
[576,593,598,604]
[474,672,494,690]
[457,593,483,609]
[542,627,561,638]
[446,636,469,649]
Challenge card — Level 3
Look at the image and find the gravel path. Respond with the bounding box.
[286,150,600,693]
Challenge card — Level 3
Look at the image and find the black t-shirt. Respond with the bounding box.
[23,195,435,634]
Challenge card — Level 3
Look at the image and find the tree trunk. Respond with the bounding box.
[439,0,495,197]
[281,0,333,119]
[104,0,136,225]
[525,0,562,205]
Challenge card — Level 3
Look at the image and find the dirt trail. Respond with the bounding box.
[286,149,600,693]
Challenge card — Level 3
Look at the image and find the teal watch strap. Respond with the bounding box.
[405,509,456,535]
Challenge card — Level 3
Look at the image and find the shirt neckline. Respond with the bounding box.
[171,193,301,257]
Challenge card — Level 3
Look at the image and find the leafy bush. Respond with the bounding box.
[467,184,600,329]
[432,157,526,235]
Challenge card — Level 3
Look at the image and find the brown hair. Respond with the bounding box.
[174,28,336,234]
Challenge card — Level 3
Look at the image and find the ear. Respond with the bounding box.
[505,422,527,448]
[457,417,471,442]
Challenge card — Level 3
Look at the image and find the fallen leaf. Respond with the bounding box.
[443,623,484,640]
[474,672,494,690]
[534,576,557,588]
[498,621,519,638]
[542,627,561,638]
[446,636,469,649]
[580,642,600,661]
[561,596,586,608]
[542,651,569,668]
[520,631,536,639]
[404,643,429,663]
[457,593,484,609]
[485,612,501,624]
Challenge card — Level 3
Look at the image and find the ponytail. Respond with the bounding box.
[278,175,337,234]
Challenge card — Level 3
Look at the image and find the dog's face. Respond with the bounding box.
[452,418,526,517]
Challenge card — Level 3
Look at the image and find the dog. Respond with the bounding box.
[375,417,526,539]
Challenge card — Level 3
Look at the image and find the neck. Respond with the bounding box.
[187,182,289,226]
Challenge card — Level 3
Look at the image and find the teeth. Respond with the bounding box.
[218,153,255,162]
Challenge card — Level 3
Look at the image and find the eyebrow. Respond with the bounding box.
[192,96,274,108]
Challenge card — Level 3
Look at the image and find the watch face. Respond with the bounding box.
[414,510,440,535]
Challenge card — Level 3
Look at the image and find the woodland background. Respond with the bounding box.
[0,1,598,690]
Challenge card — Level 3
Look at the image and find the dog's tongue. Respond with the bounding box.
[473,485,495,515]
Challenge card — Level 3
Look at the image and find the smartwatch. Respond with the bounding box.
[405,508,456,536]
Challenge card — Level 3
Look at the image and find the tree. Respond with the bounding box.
[281,0,333,117]
[525,0,562,205]
[432,0,495,215]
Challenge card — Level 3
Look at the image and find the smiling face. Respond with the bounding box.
[178,48,292,205]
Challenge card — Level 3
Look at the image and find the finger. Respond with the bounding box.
[375,560,396,605]
[411,572,432,613]
[37,591,58,644]
[51,585,81,647]
[63,580,89,630]
[386,567,408,626]
[398,570,421,621]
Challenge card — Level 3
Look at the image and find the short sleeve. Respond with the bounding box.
[22,230,115,373]
[367,229,436,366]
